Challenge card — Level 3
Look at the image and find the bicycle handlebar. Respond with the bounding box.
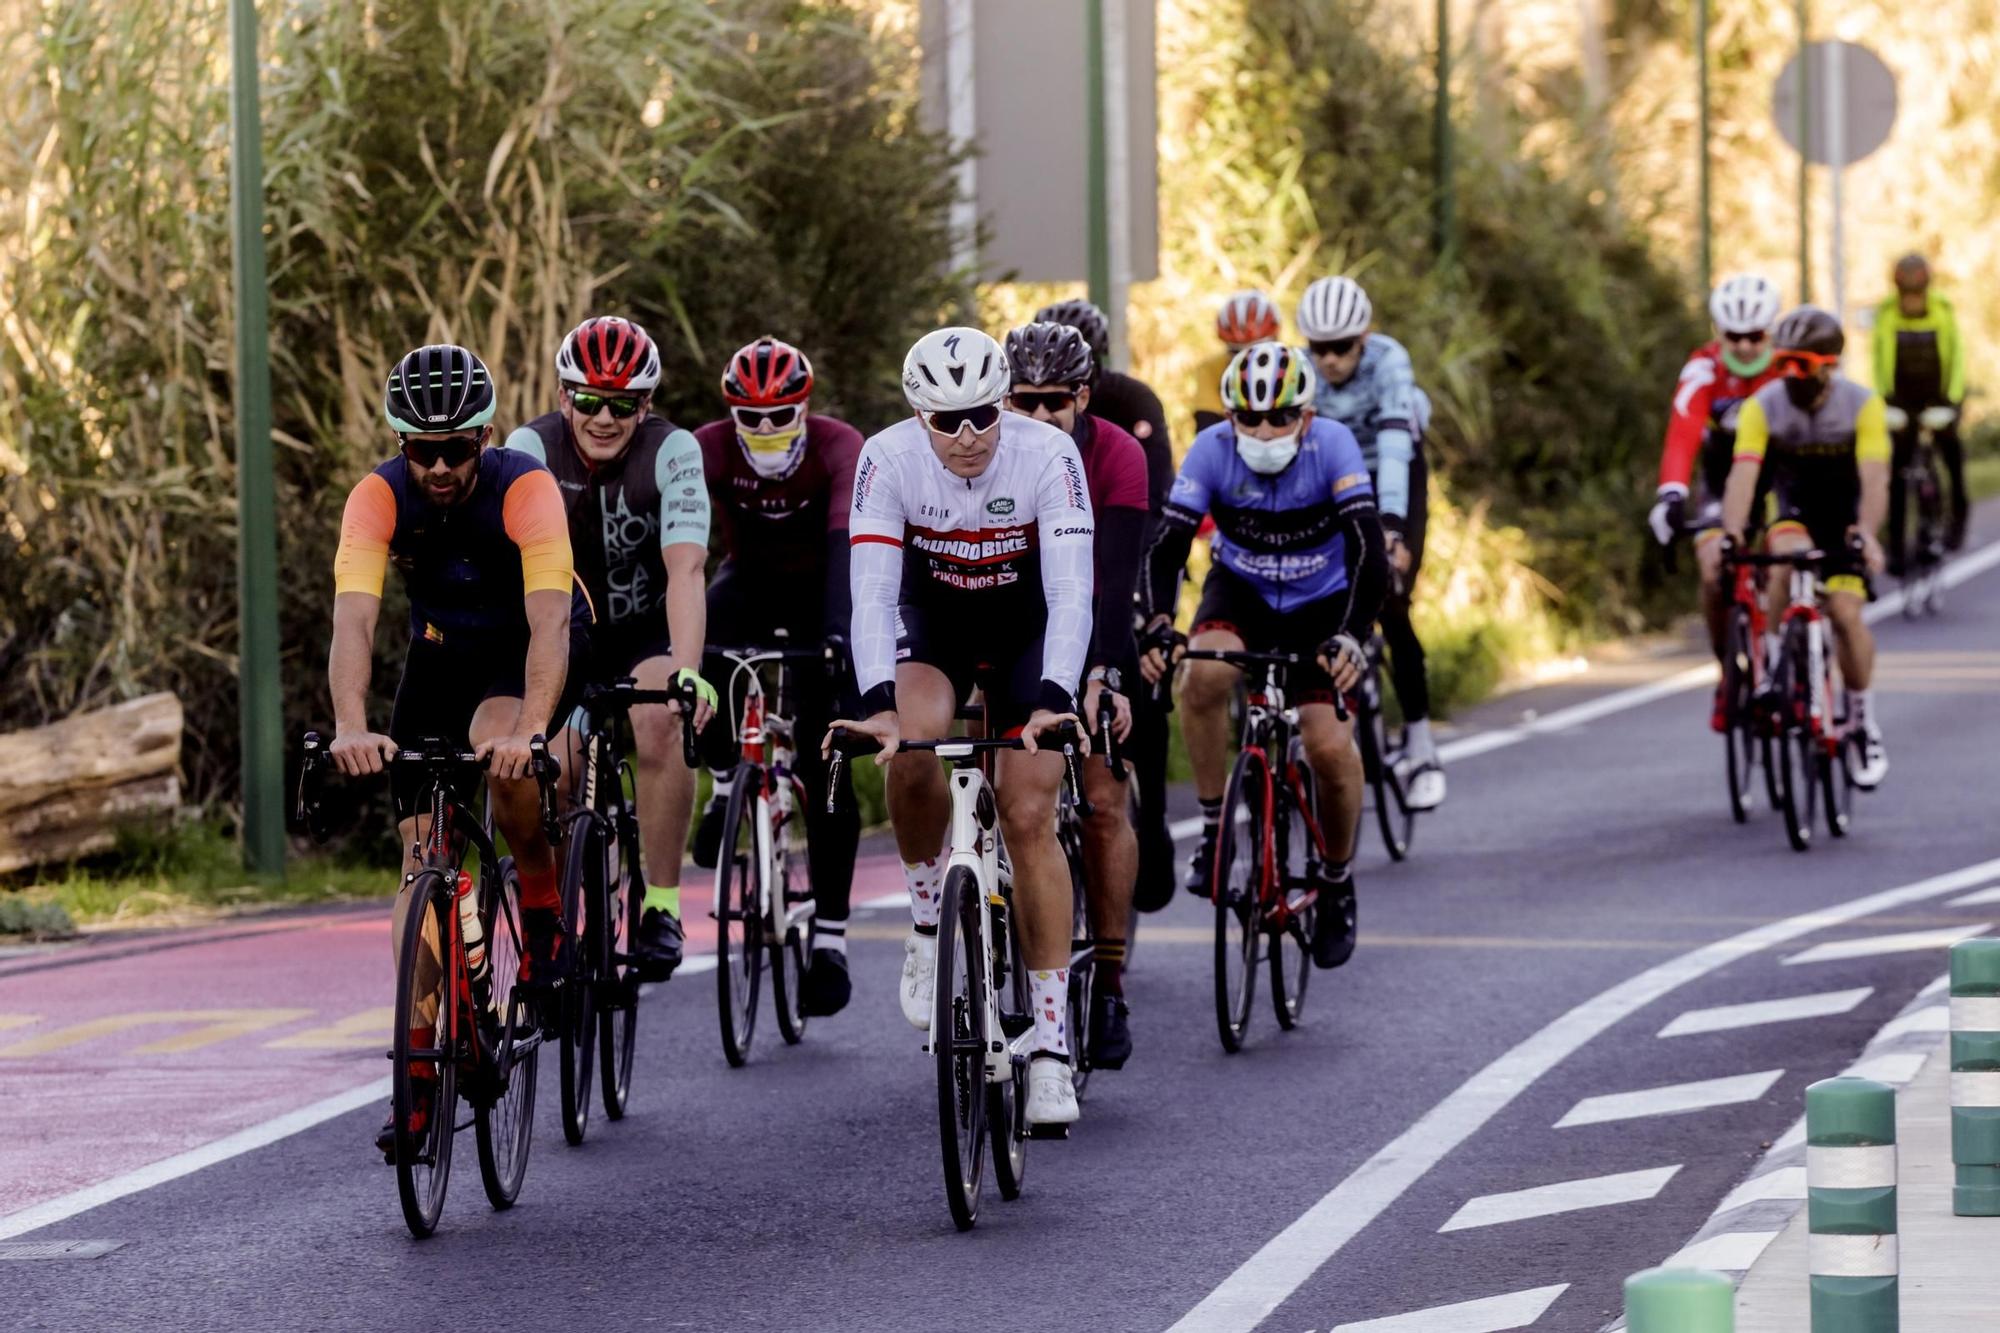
[1176,648,1353,722]
[295,731,562,847]
[1095,690,1126,781]
[822,724,1093,818]
[582,676,703,767]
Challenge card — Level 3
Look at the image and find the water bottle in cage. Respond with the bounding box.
[456,870,491,1004]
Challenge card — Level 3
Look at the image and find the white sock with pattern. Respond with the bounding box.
[1030,969,1070,1058]
[903,857,942,929]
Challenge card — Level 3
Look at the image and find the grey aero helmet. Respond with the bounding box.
[384,343,498,433]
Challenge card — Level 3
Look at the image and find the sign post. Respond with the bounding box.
[1773,40,1897,333]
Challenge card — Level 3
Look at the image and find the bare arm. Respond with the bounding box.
[329,592,380,735]
[517,589,572,739]
[1856,458,1889,537]
[662,543,708,670]
[1719,458,1761,540]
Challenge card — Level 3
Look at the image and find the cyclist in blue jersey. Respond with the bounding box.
[1297,276,1445,811]
[1140,342,1388,970]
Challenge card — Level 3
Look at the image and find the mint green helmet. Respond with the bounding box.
[383,343,496,433]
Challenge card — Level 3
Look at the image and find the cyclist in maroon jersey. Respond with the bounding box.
[689,337,866,1015]
[1004,320,1147,1070]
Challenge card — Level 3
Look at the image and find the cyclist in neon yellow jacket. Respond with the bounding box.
[1871,253,1968,568]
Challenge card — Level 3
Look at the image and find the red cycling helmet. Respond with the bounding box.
[556,316,662,392]
[721,336,814,407]
[1216,290,1281,346]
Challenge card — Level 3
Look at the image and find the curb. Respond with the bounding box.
[1598,974,1949,1331]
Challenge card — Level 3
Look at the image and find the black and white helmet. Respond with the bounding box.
[902,327,1011,414]
[383,343,496,433]
[1033,299,1110,366]
[1708,273,1782,335]
[1005,321,1094,389]
[1296,276,1372,341]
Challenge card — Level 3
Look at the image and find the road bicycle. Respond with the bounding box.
[827,724,1090,1232]
[1715,540,1776,825]
[706,634,830,1066]
[1887,404,1949,618]
[296,732,560,1237]
[1352,613,1418,861]
[1727,541,1862,852]
[1181,649,1348,1053]
[555,674,704,1143]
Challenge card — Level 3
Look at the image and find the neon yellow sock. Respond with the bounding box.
[645,884,680,917]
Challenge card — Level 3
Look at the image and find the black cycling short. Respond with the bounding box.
[1191,565,1341,705]
[588,619,674,684]
[1768,506,1868,596]
[896,604,1049,733]
[387,625,590,820]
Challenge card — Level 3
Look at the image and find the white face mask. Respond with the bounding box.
[1234,428,1300,475]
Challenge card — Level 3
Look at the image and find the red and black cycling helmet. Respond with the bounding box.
[556,316,662,393]
[721,336,814,407]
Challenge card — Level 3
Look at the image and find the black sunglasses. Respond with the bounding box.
[570,388,645,419]
[1309,337,1361,357]
[1230,406,1304,430]
[400,433,482,469]
[731,404,802,431]
[1722,329,1769,346]
[924,403,1002,435]
[1009,390,1077,414]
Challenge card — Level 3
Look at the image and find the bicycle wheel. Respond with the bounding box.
[1213,746,1268,1053]
[477,859,537,1209]
[714,771,764,1067]
[1056,805,1094,1098]
[1721,608,1757,824]
[1773,630,1814,852]
[391,871,459,1238]
[770,775,812,1046]
[1270,753,1314,1030]
[1821,692,1852,839]
[1361,688,1413,862]
[599,796,642,1119]
[557,811,599,1145]
[989,901,1029,1201]
[935,866,989,1230]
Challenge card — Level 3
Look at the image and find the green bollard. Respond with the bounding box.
[1806,1076,1898,1332]
[1950,937,2000,1216]
[1625,1266,1733,1331]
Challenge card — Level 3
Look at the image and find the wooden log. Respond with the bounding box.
[0,773,182,875]
[0,693,183,817]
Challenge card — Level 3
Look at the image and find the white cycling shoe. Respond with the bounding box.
[1850,722,1889,790]
[1025,1055,1080,1126]
[1403,761,1446,811]
[900,929,937,1030]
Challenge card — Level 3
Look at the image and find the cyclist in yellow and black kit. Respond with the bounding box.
[1872,253,1969,569]
[1720,307,1891,789]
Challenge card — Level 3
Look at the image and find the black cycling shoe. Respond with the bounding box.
[635,908,684,982]
[800,948,852,1017]
[1310,876,1358,970]
[374,1085,435,1163]
[518,907,568,987]
[1087,991,1133,1070]
[1184,828,1219,898]
[690,795,726,871]
[1135,817,1177,913]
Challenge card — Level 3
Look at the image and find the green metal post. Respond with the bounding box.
[1433,0,1454,260]
[228,0,285,876]
[1696,0,1712,293]
[1625,1266,1734,1331]
[1806,1076,1899,1331]
[1796,0,1812,303]
[1949,938,2000,1215]
[1084,0,1111,311]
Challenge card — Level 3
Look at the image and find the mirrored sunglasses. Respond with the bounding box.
[570,389,645,419]
[923,403,1002,435]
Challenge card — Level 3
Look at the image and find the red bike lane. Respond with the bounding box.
[0,854,907,1227]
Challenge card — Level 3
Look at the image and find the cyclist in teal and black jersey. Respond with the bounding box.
[505,316,715,981]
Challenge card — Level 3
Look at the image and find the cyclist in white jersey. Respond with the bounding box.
[830,327,1095,1126]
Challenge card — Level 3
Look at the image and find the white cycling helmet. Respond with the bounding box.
[902,326,1011,414]
[1296,276,1372,341]
[1708,273,1783,334]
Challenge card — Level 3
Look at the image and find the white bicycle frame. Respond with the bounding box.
[928,746,1031,1086]
[721,650,816,947]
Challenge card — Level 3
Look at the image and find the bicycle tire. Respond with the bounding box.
[392,870,458,1238]
[1775,624,1814,852]
[714,771,764,1067]
[599,795,642,1120]
[935,866,989,1230]
[990,901,1029,1201]
[1062,810,1095,1100]
[1270,746,1314,1030]
[476,858,537,1209]
[557,811,599,1145]
[1821,693,1853,839]
[1722,607,1757,824]
[1357,668,1412,861]
[770,774,812,1047]
[1214,747,1267,1053]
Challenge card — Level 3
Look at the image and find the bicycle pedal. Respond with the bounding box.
[1027,1123,1071,1141]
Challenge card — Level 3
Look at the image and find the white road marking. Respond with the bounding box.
[1667,1229,1783,1272]
[1166,855,2000,1333]
[1947,882,2000,907]
[1844,1051,1928,1085]
[1657,987,1872,1038]
[0,1077,392,1241]
[1874,1005,1948,1042]
[1327,1285,1568,1333]
[1437,1165,1680,1233]
[857,889,911,911]
[1717,1165,1807,1212]
[1554,1070,1784,1129]
[1783,924,1990,966]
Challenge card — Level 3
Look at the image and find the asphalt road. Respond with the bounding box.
[7,524,2000,1333]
